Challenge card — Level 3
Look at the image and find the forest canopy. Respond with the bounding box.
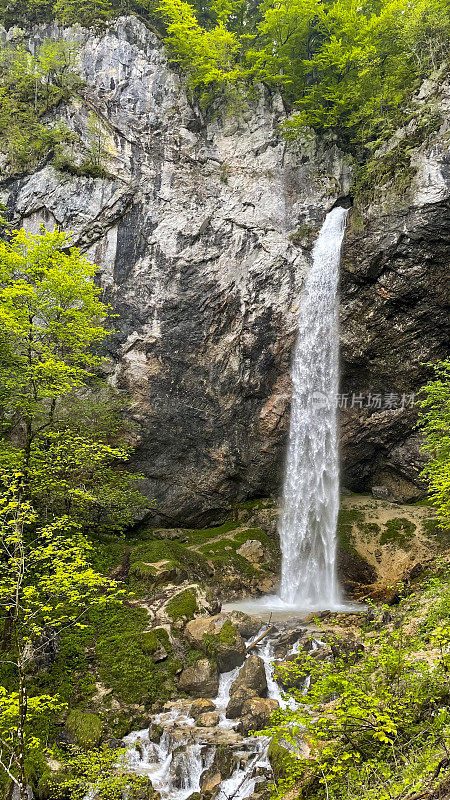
[1,0,448,159]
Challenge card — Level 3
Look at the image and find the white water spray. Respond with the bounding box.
[279,206,348,608]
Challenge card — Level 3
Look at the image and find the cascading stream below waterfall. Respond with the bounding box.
[279,206,348,608]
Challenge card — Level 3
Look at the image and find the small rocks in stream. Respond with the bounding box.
[190,698,216,719]
[178,658,219,697]
[238,697,279,735]
[229,654,267,697]
[196,711,220,727]
[226,687,258,719]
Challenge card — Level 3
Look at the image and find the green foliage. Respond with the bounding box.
[158,0,245,106]
[0,227,148,532]
[54,0,113,25]
[261,581,450,800]
[96,624,181,704]
[418,360,450,532]
[0,40,80,170]
[52,746,155,800]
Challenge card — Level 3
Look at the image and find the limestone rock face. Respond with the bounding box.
[2,17,449,520]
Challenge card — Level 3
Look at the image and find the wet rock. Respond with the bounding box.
[238,697,279,735]
[212,744,236,781]
[178,659,219,698]
[148,723,163,743]
[226,687,258,719]
[199,765,222,793]
[273,629,306,658]
[196,711,220,727]
[230,654,267,697]
[227,611,262,639]
[190,698,216,719]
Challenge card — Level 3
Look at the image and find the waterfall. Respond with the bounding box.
[279,206,348,608]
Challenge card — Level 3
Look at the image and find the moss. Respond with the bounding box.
[268,739,298,781]
[166,588,198,622]
[96,623,180,705]
[289,223,317,247]
[185,647,206,666]
[233,497,275,511]
[182,520,241,546]
[203,621,238,659]
[380,517,416,548]
[129,561,159,581]
[336,508,365,556]
[358,521,381,538]
[66,709,103,749]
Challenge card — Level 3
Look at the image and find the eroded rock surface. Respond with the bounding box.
[1,18,448,521]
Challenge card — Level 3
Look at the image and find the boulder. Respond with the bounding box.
[230,654,267,697]
[227,611,262,639]
[185,617,216,647]
[236,539,265,564]
[238,697,279,735]
[200,766,222,793]
[196,711,220,727]
[273,629,306,658]
[178,659,219,698]
[209,623,246,673]
[226,687,258,719]
[184,616,247,671]
[189,698,216,719]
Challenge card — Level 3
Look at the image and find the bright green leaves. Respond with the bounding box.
[158,0,245,104]
[418,361,450,532]
[0,227,109,421]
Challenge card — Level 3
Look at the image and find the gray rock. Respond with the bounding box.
[178,659,219,698]
[229,654,267,697]
[226,687,258,719]
[372,486,391,500]
[237,697,279,734]
[3,17,448,525]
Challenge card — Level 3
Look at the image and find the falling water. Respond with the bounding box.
[279,206,348,608]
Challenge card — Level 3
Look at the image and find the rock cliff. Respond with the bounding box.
[1,17,449,522]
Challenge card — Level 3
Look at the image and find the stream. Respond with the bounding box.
[124,627,304,800]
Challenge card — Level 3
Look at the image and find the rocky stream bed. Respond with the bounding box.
[121,610,366,800]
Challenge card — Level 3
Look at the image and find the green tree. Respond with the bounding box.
[0,227,147,532]
[54,0,114,27]
[418,360,450,531]
[0,491,120,799]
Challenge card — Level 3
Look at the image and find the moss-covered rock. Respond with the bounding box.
[202,620,246,672]
[66,709,103,749]
[166,588,198,623]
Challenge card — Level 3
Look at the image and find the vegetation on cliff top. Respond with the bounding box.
[0,0,448,197]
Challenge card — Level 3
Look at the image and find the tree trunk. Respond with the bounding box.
[17,665,27,800]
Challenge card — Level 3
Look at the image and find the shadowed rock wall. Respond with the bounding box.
[1,18,448,521]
